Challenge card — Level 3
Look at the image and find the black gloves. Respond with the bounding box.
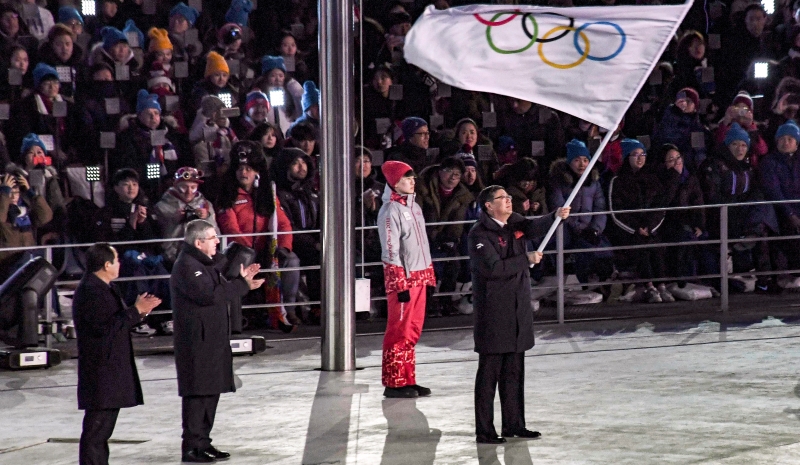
[275,247,292,263]
[397,290,411,303]
[580,228,601,246]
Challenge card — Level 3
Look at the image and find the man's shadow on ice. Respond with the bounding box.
[477,441,534,465]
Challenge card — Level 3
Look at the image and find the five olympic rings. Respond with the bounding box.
[474,11,627,69]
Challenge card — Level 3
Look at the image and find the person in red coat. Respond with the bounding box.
[216,140,300,331]
[73,243,161,465]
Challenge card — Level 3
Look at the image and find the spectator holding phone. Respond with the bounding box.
[0,170,52,281]
[716,91,768,166]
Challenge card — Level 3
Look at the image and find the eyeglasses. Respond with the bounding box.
[665,155,682,163]
[493,195,513,201]
[442,168,461,178]
[413,131,431,137]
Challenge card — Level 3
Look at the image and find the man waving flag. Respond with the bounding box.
[404,2,692,249]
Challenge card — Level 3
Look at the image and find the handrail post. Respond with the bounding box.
[45,246,54,349]
[719,205,729,312]
[557,224,565,324]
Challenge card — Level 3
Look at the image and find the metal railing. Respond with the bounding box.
[5,198,800,347]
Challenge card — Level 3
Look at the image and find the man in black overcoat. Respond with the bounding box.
[170,219,263,463]
[73,243,162,465]
[468,185,569,444]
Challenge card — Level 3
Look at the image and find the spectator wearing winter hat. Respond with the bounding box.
[377,159,435,397]
[10,62,77,165]
[89,25,141,104]
[496,136,519,166]
[188,51,237,119]
[546,139,613,286]
[190,94,237,201]
[288,81,320,137]
[233,90,271,139]
[201,22,253,92]
[216,140,300,332]
[146,62,186,134]
[112,89,186,201]
[255,55,303,135]
[376,11,412,65]
[15,133,65,219]
[653,87,709,172]
[701,123,778,292]
[143,28,173,76]
[166,2,198,64]
[225,0,253,27]
[385,116,431,174]
[716,91,769,167]
[606,139,672,303]
[39,24,84,98]
[153,166,218,265]
[759,120,800,281]
[414,155,474,315]
[57,6,83,36]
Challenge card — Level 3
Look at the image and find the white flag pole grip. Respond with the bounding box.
[536,129,617,253]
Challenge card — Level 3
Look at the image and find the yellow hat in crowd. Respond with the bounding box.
[147,28,173,52]
[205,51,229,77]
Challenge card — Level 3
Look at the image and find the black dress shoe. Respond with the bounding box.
[204,446,230,460]
[383,386,419,398]
[411,384,432,397]
[502,429,541,439]
[476,435,507,444]
[182,448,216,462]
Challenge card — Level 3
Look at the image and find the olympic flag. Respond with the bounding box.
[404,3,692,130]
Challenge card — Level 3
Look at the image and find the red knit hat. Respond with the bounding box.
[676,87,700,108]
[382,160,414,189]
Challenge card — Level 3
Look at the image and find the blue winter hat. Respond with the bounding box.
[261,55,286,75]
[32,63,58,88]
[225,0,253,27]
[497,135,516,153]
[301,81,320,112]
[123,19,144,49]
[620,138,646,158]
[566,139,590,163]
[100,26,127,50]
[401,116,428,141]
[20,133,46,156]
[58,6,83,25]
[136,89,161,114]
[169,2,199,26]
[724,122,751,147]
[775,120,800,144]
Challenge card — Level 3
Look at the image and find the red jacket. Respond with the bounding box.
[217,187,294,252]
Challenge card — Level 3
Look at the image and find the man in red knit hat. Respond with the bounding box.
[377,160,436,398]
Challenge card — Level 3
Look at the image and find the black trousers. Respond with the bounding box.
[182,394,220,454]
[79,408,119,465]
[474,352,525,438]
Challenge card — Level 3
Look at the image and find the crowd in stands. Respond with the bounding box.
[6,0,800,331]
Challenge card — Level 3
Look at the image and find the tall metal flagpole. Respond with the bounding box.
[536,128,616,253]
[319,0,356,371]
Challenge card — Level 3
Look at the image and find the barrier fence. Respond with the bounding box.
[4,198,800,346]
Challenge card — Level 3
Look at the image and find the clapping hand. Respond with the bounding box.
[134,293,162,316]
[240,263,265,290]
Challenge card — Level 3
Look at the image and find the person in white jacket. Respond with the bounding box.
[377,160,435,398]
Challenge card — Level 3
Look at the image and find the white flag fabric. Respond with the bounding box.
[404,3,692,130]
